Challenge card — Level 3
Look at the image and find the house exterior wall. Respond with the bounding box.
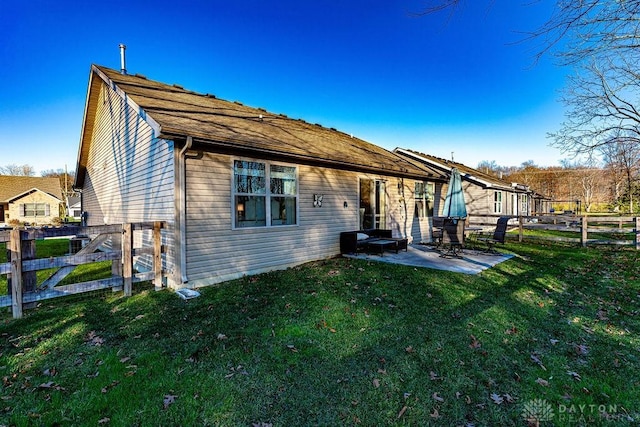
[78,79,431,289]
[80,81,176,282]
[402,179,440,244]
[81,82,175,226]
[182,152,416,287]
[437,181,527,224]
[7,192,61,225]
[5,191,62,225]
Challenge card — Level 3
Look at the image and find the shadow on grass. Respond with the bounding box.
[1,243,638,426]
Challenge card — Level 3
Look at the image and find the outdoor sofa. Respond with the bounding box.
[339,229,393,254]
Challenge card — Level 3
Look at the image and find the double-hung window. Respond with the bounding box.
[520,194,528,214]
[233,160,297,228]
[22,203,49,217]
[414,181,434,218]
[493,191,503,214]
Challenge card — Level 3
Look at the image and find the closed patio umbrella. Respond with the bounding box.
[442,167,467,219]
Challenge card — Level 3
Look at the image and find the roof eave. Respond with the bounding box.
[163,133,435,180]
[7,188,63,203]
[395,148,507,188]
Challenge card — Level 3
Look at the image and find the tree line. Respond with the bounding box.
[478,153,640,214]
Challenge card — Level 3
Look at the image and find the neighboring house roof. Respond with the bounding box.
[394,148,526,192]
[75,65,446,187]
[0,176,62,202]
[67,196,81,207]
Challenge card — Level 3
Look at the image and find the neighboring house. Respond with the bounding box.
[74,65,446,289]
[67,196,82,220]
[0,176,63,226]
[394,149,535,239]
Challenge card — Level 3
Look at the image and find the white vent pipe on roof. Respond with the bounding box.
[119,43,127,74]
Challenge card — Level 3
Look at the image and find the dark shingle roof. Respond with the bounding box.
[0,176,62,202]
[396,149,518,191]
[79,65,445,182]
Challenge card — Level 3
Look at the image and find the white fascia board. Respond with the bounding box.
[394,148,499,189]
[7,188,63,203]
[91,65,162,136]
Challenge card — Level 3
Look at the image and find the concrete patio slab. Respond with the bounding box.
[342,244,513,274]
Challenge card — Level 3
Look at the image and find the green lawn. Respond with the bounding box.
[1,238,112,296]
[517,227,635,243]
[1,241,638,426]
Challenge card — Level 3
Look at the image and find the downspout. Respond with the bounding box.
[178,136,193,285]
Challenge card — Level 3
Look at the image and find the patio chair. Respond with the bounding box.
[477,216,510,253]
[432,216,445,247]
[440,218,465,258]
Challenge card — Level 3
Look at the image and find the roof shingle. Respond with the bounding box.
[84,65,445,181]
[0,176,62,202]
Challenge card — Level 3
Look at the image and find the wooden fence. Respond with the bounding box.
[470,215,640,249]
[1,222,166,319]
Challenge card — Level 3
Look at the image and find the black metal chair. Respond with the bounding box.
[477,216,510,253]
[432,216,445,247]
[440,218,465,258]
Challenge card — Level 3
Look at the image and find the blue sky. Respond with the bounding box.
[0,0,568,176]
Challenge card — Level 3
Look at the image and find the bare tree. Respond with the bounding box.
[560,158,605,212]
[0,164,36,176]
[476,160,501,176]
[42,169,78,200]
[418,1,640,158]
[600,134,640,212]
[505,160,611,212]
[417,0,640,62]
[524,1,640,64]
[550,54,640,155]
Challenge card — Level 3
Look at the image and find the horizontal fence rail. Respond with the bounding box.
[468,214,640,249]
[1,222,166,319]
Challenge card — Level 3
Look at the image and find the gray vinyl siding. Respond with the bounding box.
[80,81,176,279]
[435,180,520,222]
[81,82,174,224]
[464,182,492,217]
[408,180,443,244]
[183,153,410,287]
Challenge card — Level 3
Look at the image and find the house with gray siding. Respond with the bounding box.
[394,149,533,234]
[74,65,446,289]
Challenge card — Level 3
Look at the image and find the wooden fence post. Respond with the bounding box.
[111,231,122,279]
[9,229,23,319]
[153,221,163,290]
[581,216,588,247]
[123,223,133,296]
[518,216,524,242]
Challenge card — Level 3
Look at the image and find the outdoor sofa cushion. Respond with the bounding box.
[340,229,393,254]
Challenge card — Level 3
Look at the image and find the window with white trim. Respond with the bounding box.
[493,191,503,214]
[21,203,50,217]
[520,194,528,214]
[233,160,297,228]
[414,181,434,218]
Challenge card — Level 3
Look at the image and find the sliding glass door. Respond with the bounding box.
[359,179,386,230]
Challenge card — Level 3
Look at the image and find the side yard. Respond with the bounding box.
[1,241,639,426]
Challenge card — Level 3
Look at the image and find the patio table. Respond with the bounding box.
[365,239,400,256]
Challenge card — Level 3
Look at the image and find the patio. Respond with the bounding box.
[342,244,513,274]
